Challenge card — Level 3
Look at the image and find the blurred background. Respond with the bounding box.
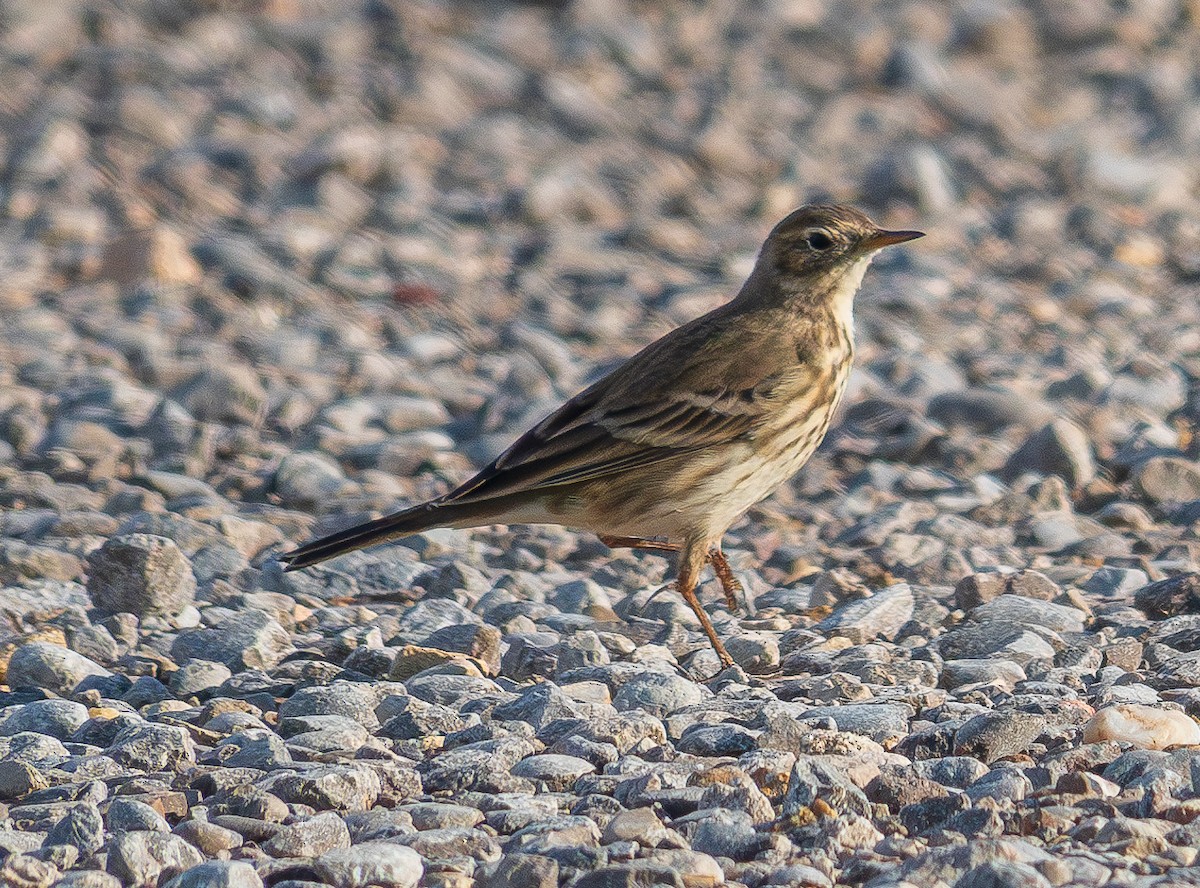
[1,0,1198,529]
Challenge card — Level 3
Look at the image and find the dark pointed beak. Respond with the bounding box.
[862,228,924,251]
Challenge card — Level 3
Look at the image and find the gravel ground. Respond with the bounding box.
[3,1,1200,887]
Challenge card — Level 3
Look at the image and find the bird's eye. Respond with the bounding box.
[805,230,834,251]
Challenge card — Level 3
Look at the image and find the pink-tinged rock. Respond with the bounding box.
[1082,704,1200,750]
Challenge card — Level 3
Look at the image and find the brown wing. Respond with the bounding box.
[443,306,800,503]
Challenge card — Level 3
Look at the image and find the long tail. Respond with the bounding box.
[279,499,480,570]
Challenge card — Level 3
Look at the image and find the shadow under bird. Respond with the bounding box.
[280,205,923,667]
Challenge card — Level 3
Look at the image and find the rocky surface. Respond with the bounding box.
[2,1,1200,887]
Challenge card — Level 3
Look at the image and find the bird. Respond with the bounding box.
[279,205,923,668]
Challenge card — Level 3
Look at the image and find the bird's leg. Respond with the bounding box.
[708,547,743,611]
[600,535,742,613]
[675,540,734,668]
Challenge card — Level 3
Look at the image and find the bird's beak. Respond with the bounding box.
[862,228,924,251]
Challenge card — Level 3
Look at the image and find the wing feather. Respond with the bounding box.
[443,307,804,504]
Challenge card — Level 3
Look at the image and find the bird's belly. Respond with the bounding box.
[692,441,817,533]
[693,385,847,537]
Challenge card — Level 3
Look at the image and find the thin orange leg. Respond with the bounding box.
[708,548,743,611]
[599,535,742,612]
[674,540,734,668]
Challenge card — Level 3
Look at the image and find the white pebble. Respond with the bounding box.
[1082,703,1200,750]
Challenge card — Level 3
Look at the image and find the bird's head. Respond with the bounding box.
[758,204,923,293]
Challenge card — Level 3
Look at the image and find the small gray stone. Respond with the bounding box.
[344,808,417,843]
[171,610,290,670]
[404,673,502,708]
[395,598,483,640]
[909,757,992,788]
[799,703,911,741]
[699,777,774,823]
[573,863,684,888]
[378,697,470,740]
[1134,456,1200,504]
[601,807,670,847]
[6,642,110,696]
[86,534,196,618]
[551,577,614,615]
[816,583,914,643]
[676,723,758,756]
[763,864,833,888]
[108,797,171,834]
[1134,573,1200,618]
[955,711,1047,763]
[955,860,1051,888]
[1085,566,1151,600]
[937,623,1056,665]
[274,452,350,508]
[215,730,293,769]
[418,740,537,795]
[612,672,706,718]
[479,852,557,888]
[0,699,88,740]
[508,815,602,854]
[782,757,872,819]
[56,873,123,888]
[206,785,289,822]
[68,624,121,665]
[837,501,939,548]
[44,802,105,855]
[124,675,173,708]
[554,631,611,672]
[1023,514,1084,551]
[572,711,668,753]
[1,730,72,768]
[724,633,780,673]
[968,595,1085,633]
[261,811,351,858]
[106,723,196,772]
[163,860,264,888]
[172,365,266,426]
[491,682,581,729]
[510,753,595,790]
[1002,418,1095,487]
[285,721,371,754]
[393,825,501,862]
[965,768,1032,804]
[687,810,763,861]
[941,659,1026,690]
[397,802,482,830]
[419,561,492,598]
[867,766,950,810]
[169,660,233,699]
[278,680,381,731]
[0,760,49,799]
[257,763,381,812]
[928,389,1051,432]
[106,832,205,886]
[313,841,423,888]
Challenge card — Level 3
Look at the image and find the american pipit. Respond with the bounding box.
[281,205,922,667]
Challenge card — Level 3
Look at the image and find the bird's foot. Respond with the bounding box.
[708,548,743,612]
[599,535,742,613]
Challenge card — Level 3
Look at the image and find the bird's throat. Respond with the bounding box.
[826,254,873,339]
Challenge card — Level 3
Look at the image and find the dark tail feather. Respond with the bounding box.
[279,500,463,570]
